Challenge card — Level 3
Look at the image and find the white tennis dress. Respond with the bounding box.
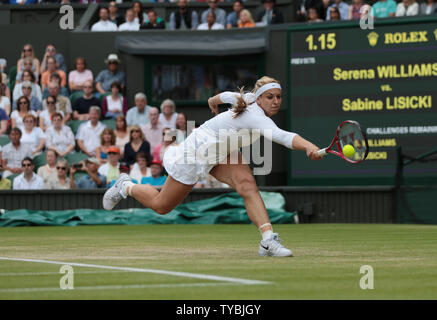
[163,92,297,185]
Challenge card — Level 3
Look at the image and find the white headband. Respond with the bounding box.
[255,83,282,99]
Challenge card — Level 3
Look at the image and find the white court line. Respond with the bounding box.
[0,257,271,285]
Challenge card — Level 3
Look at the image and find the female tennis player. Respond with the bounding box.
[103,76,321,257]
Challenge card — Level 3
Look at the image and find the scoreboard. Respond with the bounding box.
[287,16,437,185]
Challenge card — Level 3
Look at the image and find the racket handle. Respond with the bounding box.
[317,148,327,157]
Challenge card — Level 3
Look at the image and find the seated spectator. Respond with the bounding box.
[175,112,188,143]
[0,108,8,135]
[13,157,44,190]
[0,170,11,190]
[129,152,151,183]
[91,7,118,32]
[37,149,58,186]
[12,81,42,113]
[20,114,45,156]
[123,125,151,166]
[141,160,166,187]
[42,73,69,100]
[126,92,152,127]
[72,81,100,121]
[95,54,126,95]
[153,127,177,162]
[0,69,11,101]
[16,44,40,78]
[140,10,166,29]
[1,128,33,178]
[372,0,397,18]
[296,0,324,21]
[40,44,67,74]
[329,6,341,20]
[142,107,164,152]
[115,114,130,157]
[419,0,437,15]
[0,84,11,116]
[132,1,148,25]
[118,9,140,31]
[238,9,256,28]
[396,0,419,16]
[227,0,244,29]
[159,99,178,129]
[256,0,284,25]
[198,11,225,30]
[307,7,324,21]
[170,0,199,30]
[320,0,332,20]
[70,157,106,189]
[41,56,67,92]
[39,95,64,131]
[348,0,367,19]
[15,57,39,84]
[68,57,93,93]
[201,0,226,27]
[108,1,124,27]
[96,128,116,164]
[76,106,105,157]
[45,159,70,190]
[101,81,128,119]
[326,0,349,20]
[45,112,75,158]
[10,96,37,130]
[13,70,42,103]
[42,81,72,124]
[98,146,121,187]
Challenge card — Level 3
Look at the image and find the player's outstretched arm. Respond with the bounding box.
[292,135,322,160]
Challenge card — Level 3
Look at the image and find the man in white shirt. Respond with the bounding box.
[126,93,152,126]
[198,11,225,30]
[13,157,44,190]
[91,7,118,32]
[76,106,106,157]
[98,146,121,187]
[142,107,164,152]
[118,9,140,31]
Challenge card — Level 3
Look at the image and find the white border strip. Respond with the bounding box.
[0,257,270,285]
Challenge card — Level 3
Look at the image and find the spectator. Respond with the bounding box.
[307,6,324,21]
[13,70,42,103]
[40,44,67,74]
[419,0,437,15]
[141,10,166,29]
[0,69,11,101]
[238,9,256,28]
[12,81,41,113]
[37,149,58,186]
[126,92,152,127]
[348,0,367,19]
[227,0,244,28]
[0,83,11,116]
[108,1,124,27]
[118,9,140,31]
[98,146,121,187]
[45,159,70,190]
[329,6,341,20]
[115,114,129,158]
[123,125,151,166]
[45,112,75,158]
[141,160,166,187]
[95,54,126,95]
[15,57,39,84]
[70,157,106,189]
[296,0,324,21]
[320,0,332,19]
[201,0,226,27]
[326,0,349,20]
[142,107,164,152]
[396,0,419,16]
[10,96,37,130]
[91,7,118,32]
[256,0,284,25]
[42,73,69,100]
[101,81,128,119]
[39,95,63,131]
[372,0,397,18]
[170,0,199,30]
[68,57,94,93]
[132,1,148,25]
[13,157,44,190]
[96,128,116,164]
[1,128,33,178]
[20,114,45,156]
[76,106,106,157]
[0,108,8,135]
[175,112,188,144]
[16,44,40,77]
[41,56,67,92]
[152,127,177,162]
[42,81,72,124]
[0,170,11,190]
[159,99,178,129]
[72,80,100,121]
[129,152,151,184]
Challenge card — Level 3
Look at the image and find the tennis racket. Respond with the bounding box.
[317,120,369,164]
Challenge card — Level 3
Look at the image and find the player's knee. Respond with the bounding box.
[235,176,258,198]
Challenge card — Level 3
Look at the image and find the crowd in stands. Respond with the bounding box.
[0,43,228,191]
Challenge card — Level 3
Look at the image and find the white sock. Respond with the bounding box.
[121,181,135,198]
[261,229,274,240]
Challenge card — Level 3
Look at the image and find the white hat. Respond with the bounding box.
[105,53,121,64]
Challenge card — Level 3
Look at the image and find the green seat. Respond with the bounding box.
[67,119,85,135]
[0,135,10,147]
[65,152,89,166]
[102,119,116,130]
[33,152,47,171]
[8,66,17,93]
[69,91,84,106]
[6,173,19,185]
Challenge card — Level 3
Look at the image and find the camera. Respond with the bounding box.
[72,163,83,169]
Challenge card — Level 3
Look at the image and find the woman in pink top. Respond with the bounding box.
[68,57,93,93]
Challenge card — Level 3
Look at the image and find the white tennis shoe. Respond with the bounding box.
[103,173,131,210]
[258,233,294,257]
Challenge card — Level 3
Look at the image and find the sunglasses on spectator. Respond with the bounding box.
[23,48,32,52]
[22,163,32,167]
[108,61,118,65]
[19,101,28,105]
[57,167,67,170]
[47,101,56,104]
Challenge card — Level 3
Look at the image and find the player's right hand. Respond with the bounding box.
[208,97,219,115]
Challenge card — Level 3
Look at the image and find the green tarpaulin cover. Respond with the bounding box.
[0,192,297,227]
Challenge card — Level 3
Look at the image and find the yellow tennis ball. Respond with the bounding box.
[343,144,355,158]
